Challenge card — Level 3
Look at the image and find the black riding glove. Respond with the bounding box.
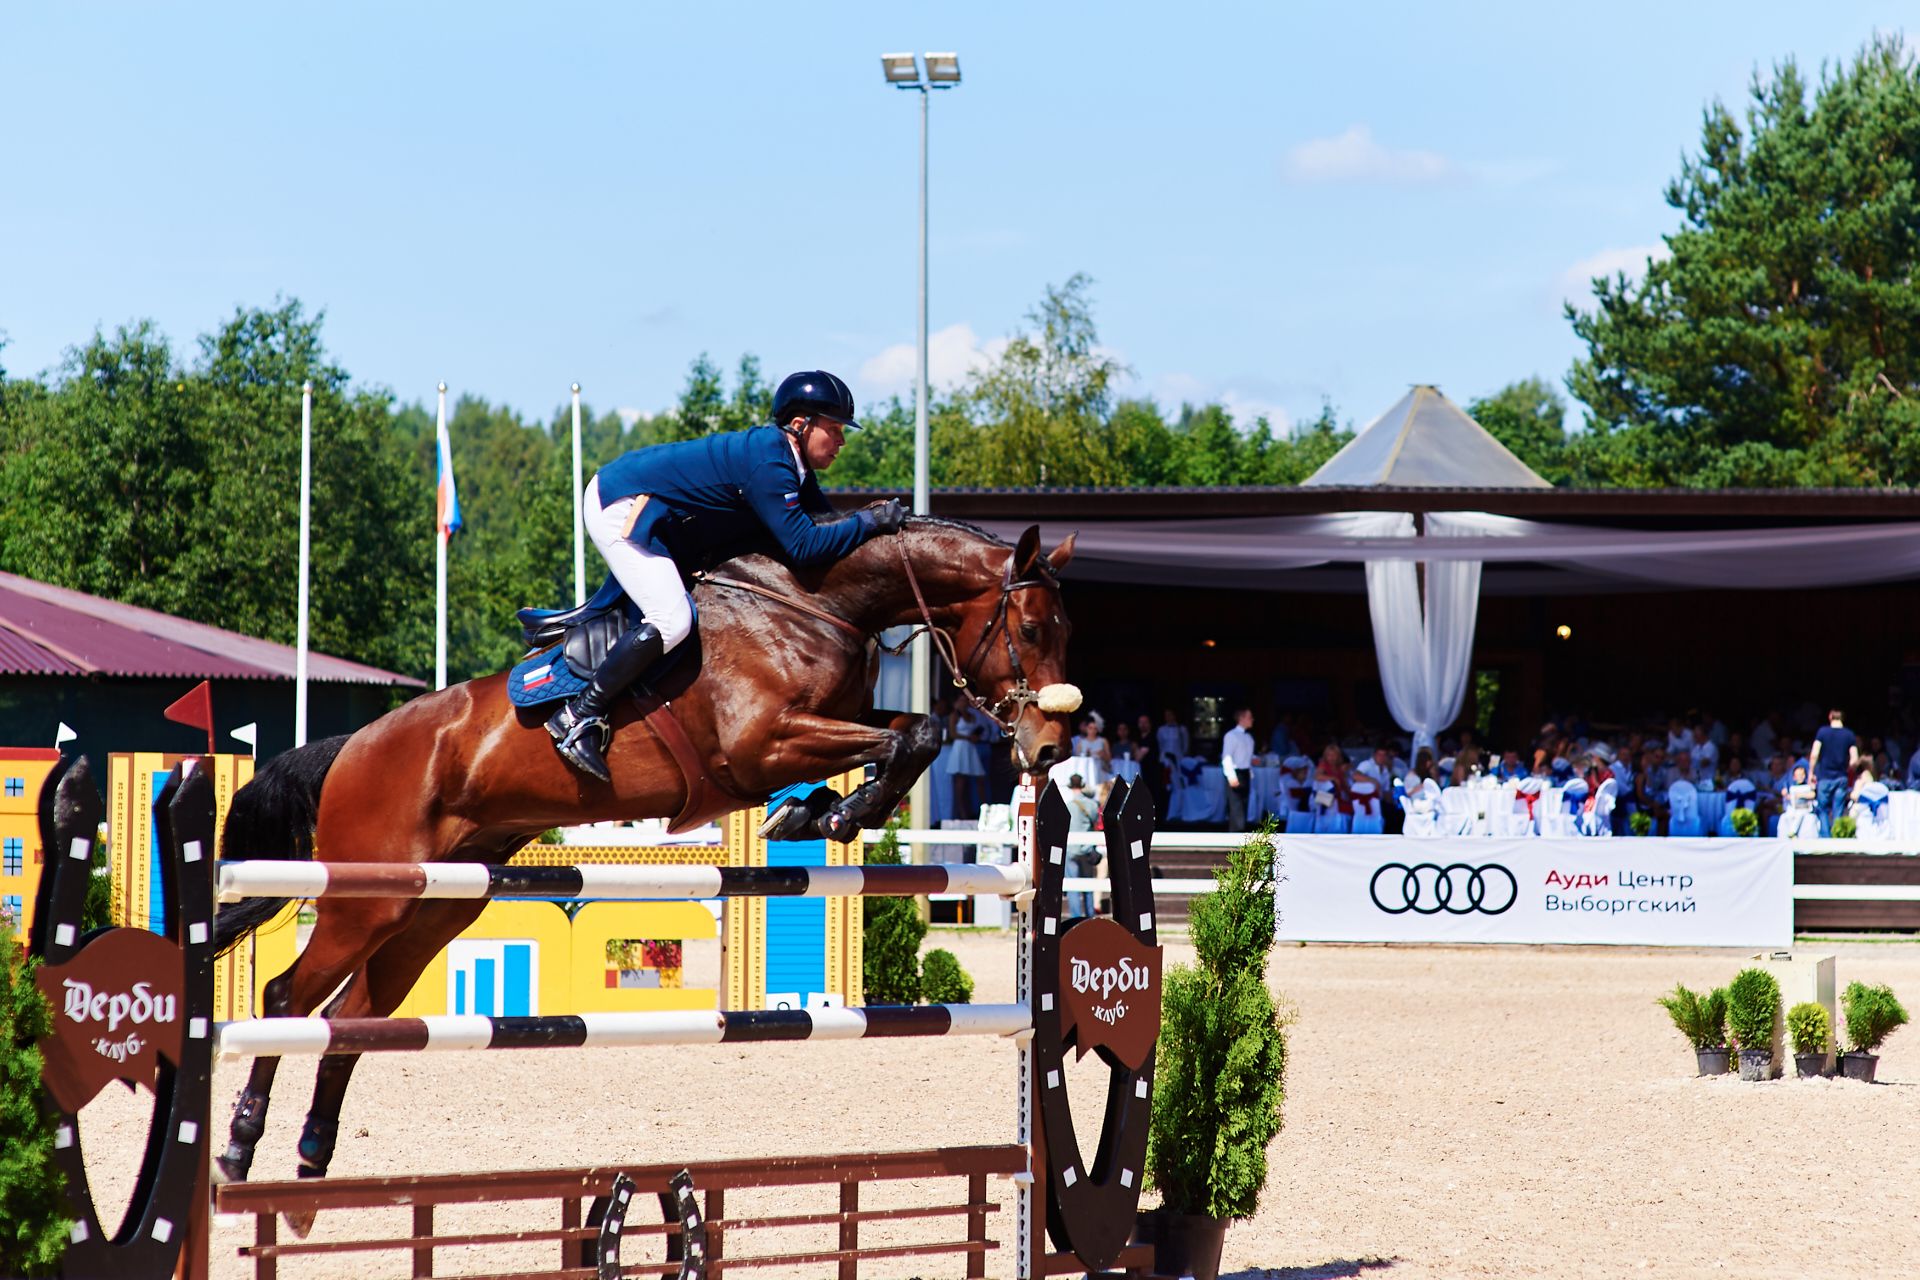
[861,499,907,536]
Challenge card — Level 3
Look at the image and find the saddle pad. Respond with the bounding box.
[507,645,591,708]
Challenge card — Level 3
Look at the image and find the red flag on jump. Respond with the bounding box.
[163,680,215,754]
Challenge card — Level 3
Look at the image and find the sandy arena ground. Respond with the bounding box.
[79,932,1920,1280]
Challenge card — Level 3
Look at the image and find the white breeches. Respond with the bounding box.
[583,475,695,651]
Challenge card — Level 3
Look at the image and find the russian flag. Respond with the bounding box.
[436,411,462,538]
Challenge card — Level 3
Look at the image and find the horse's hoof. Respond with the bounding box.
[212,1156,248,1185]
[282,1210,317,1239]
[757,799,804,840]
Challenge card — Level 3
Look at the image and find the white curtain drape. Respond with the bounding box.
[1361,516,1481,752]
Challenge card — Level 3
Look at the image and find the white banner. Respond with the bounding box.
[1276,836,1793,947]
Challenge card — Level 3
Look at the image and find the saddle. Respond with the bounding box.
[510,576,739,833]
[517,572,636,676]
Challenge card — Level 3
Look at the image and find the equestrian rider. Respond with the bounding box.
[549,369,906,780]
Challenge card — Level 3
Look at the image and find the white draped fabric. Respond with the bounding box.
[1359,514,1482,752]
[969,510,1920,749]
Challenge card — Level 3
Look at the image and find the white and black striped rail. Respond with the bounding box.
[213,1003,1032,1059]
[214,861,1029,904]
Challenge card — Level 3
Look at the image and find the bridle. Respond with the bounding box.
[698,535,1062,745]
[891,538,1059,740]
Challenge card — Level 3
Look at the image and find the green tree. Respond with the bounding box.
[1567,36,1920,486]
[1469,377,1569,483]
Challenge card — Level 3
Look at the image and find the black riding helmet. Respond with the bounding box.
[772,370,861,431]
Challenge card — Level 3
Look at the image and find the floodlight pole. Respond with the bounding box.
[571,382,585,604]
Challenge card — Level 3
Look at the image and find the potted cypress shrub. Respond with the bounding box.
[1786,1002,1831,1078]
[1655,983,1730,1075]
[1840,981,1909,1083]
[1143,827,1287,1280]
[1727,967,1781,1081]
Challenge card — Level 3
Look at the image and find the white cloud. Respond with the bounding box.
[615,406,645,428]
[1281,125,1452,185]
[855,322,1009,400]
[1559,243,1671,302]
[1148,372,1292,433]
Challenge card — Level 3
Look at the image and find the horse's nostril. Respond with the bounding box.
[1031,743,1059,768]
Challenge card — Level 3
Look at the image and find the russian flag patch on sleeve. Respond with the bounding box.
[784,491,800,510]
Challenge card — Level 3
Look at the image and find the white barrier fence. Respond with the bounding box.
[871,829,1920,943]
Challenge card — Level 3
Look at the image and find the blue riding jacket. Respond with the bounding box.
[595,425,874,567]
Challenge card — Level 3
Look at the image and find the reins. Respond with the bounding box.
[699,535,1058,742]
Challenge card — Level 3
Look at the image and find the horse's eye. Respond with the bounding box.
[1020,621,1040,642]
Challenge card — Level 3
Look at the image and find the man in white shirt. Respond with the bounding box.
[1689,725,1718,777]
[1355,746,1393,791]
[1155,709,1190,771]
[1222,708,1256,832]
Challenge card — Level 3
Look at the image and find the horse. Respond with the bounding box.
[210,518,1078,1195]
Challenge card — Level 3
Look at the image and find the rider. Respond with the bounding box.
[548,369,906,780]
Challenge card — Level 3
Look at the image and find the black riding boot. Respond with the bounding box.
[546,623,665,782]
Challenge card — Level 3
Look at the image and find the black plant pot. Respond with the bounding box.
[1841,1052,1879,1082]
[1794,1052,1826,1078]
[1737,1048,1773,1081]
[1135,1208,1228,1280]
[1695,1048,1730,1076]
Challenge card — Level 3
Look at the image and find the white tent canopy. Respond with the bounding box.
[972,387,1916,750]
[1303,384,1552,490]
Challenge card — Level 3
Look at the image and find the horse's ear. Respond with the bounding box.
[1013,525,1042,577]
[1047,532,1076,573]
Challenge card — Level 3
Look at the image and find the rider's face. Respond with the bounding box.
[799,416,848,471]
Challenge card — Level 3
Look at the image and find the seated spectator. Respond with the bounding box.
[1669,748,1696,787]
[1690,725,1718,775]
[1315,744,1351,809]
[1666,717,1692,759]
[1493,748,1527,782]
[1355,745,1393,791]
[1280,755,1313,812]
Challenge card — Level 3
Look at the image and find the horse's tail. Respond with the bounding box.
[213,734,351,955]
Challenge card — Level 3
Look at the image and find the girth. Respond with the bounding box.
[630,687,752,834]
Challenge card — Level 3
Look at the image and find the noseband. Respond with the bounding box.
[893,539,1068,747]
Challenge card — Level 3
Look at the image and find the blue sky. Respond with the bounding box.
[0,3,1901,434]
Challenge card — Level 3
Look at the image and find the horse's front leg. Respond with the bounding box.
[757,710,940,841]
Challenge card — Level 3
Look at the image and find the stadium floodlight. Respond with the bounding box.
[923,52,961,85]
[881,52,922,86]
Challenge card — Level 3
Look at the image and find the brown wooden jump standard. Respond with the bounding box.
[32,757,1166,1280]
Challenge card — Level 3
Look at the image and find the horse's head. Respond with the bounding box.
[948,524,1079,771]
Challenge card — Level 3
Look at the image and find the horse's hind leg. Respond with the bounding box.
[217,898,422,1184]
[216,966,295,1183]
[293,899,489,1181]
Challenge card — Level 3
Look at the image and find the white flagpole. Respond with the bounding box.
[571,382,585,604]
[435,381,449,691]
[296,380,313,748]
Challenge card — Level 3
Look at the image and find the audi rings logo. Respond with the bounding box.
[1369,862,1518,915]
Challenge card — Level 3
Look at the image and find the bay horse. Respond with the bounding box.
[210,518,1077,1193]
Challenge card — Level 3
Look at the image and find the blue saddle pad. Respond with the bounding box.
[508,645,591,708]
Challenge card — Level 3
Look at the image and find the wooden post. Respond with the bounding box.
[965,1171,988,1280]
[708,1188,726,1277]
[253,1211,276,1280]
[837,1179,859,1280]
[411,1204,434,1278]
[562,1196,582,1269]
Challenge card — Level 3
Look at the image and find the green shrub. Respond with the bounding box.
[1786,1002,1831,1055]
[1726,968,1781,1050]
[1630,812,1652,837]
[1148,825,1286,1221]
[1655,983,1729,1050]
[1832,815,1858,839]
[861,820,926,1005]
[920,949,974,1004]
[1842,981,1909,1054]
[1729,807,1759,838]
[0,930,72,1274]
